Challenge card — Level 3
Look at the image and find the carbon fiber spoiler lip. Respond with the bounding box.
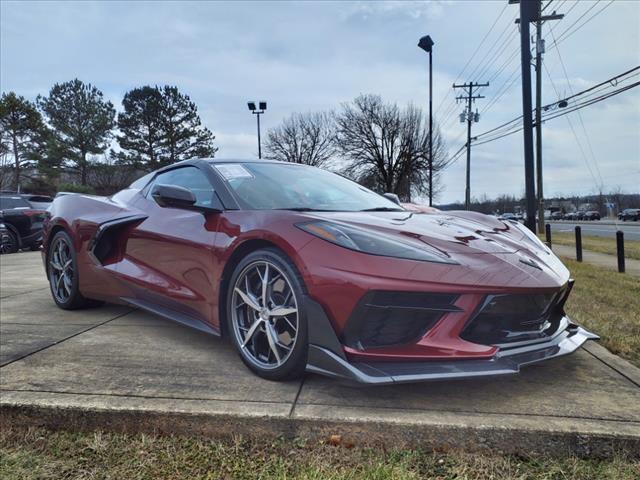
[306,320,598,385]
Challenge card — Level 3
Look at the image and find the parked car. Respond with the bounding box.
[0,195,49,253]
[20,194,54,210]
[550,211,564,221]
[42,158,597,384]
[618,208,640,221]
[498,212,517,221]
[583,211,601,221]
[0,222,18,254]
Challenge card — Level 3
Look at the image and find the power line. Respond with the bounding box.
[472,67,640,142]
[470,78,640,146]
[548,0,615,48]
[435,6,517,120]
[549,27,604,187]
[544,63,601,188]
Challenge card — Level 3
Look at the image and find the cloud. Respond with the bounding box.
[1,0,638,202]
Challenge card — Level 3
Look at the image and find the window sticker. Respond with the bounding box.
[214,164,254,180]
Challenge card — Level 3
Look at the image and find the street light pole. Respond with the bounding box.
[429,47,433,206]
[418,35,434,206]
[256,112,262,159]
[247,101,267,159]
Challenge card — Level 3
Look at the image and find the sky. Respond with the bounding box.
[1,0,639,203]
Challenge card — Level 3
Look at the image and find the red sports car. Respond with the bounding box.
[43,159,597,384]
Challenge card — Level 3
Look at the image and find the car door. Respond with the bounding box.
[118,165,224,331]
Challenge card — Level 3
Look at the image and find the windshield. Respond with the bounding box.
[211,162,403,212]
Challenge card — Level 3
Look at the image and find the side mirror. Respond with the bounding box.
[152,184,197,209]
[383,192,401,205]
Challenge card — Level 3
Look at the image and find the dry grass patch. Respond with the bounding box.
[1,426,638,480]
[563,257,640,367]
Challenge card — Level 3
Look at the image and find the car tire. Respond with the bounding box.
[0,230,19,254]
[226,247,308,381]
[47,230,103,310]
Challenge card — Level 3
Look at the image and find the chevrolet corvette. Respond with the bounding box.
[43,159,597,384]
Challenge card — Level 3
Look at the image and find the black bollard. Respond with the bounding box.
[575,226,582,262]
[616,231,625,273]
[545,223,552,247]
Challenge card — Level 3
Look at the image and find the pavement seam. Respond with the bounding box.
[288,376,306,418]
[0,287,49,300]
[583,348,640,389]
[0,309,134,368]
[0,388,295,406]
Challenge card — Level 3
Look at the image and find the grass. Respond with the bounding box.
[562,257,640,367]
[1,426,638,480]
[543,232,640,260]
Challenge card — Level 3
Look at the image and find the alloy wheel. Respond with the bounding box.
[231,260,299,370]
[0,231,18,254]
[49,236,74,303]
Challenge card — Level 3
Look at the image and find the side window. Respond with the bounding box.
[148,167,217,208]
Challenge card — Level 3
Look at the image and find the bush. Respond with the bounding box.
[57,183,96,195]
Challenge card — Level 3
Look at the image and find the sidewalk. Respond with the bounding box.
[552,244,640,277]
[1,252,639,458]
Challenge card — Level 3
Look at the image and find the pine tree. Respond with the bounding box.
[0,92,48,191]
[38,79,115,185]
[116,85,217,170]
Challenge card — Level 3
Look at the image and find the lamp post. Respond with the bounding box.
[247,101,267,158]
[418,35,434,206]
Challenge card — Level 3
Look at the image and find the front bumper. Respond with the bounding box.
[305,296,598,384]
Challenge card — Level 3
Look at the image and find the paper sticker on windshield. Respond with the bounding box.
[215,164,254,180]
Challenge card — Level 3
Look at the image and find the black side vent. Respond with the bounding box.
[90,215,147,265]
[342,291,460,350]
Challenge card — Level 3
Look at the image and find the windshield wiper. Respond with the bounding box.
[360,207,405,212]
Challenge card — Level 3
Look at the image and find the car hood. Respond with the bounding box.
[301,209,568,287]
[306,210,534,256]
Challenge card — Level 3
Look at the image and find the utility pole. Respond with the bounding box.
[534,3,564,233]
[511,0,537,232]
[535,1,544,233]
[511,0,564,232]
[453,81,489,210]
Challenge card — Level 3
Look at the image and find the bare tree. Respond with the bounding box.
[335,94,448,202]
[264,112,335,167]
[87,154,139,195]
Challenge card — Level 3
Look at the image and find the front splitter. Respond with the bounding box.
[306,323,598,385]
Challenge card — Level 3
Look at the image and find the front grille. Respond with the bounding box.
[461,284,572,346]
[342,291,460,349]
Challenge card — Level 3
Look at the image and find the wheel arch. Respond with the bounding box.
[2,222,22,248]
[217,238,303,337]
[44,223,70,261]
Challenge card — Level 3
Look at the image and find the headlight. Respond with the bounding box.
[296,221,457,264]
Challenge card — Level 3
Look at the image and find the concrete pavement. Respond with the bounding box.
[1,251,639,458]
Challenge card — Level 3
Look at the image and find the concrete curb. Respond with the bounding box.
[2,391,639,459]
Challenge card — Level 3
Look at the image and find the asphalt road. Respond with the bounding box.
[547,221,640,240]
